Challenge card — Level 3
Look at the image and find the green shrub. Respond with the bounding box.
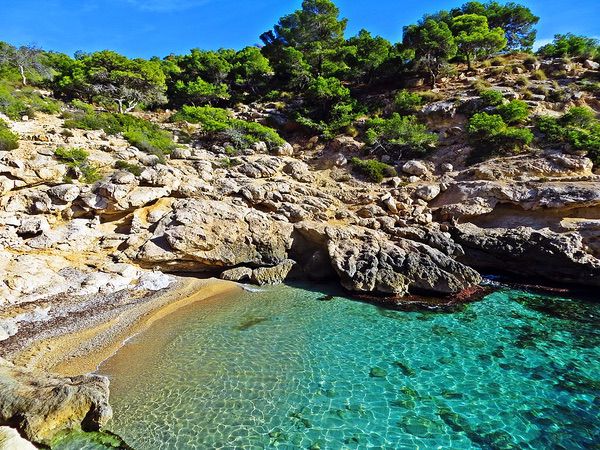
[350,157,397,183]
[497,100,530,124]
[536,107,600,166]
[530,70,546,81]
[479,89,504,107]
[365,114,438,156]
[115,160,143,176]
[394,90,423,114]
[0,119,19,151]
[54,147,101,183]
[468,112,533,155]
[172,105,285,150]
[0,81,61,120]
[65,108,176,161]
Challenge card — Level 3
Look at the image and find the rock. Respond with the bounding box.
[441,163,454,173]
[327,136,364,154]
[273,142,293,156]
[48,184,80,203]
[453,223,600,287]
[220,267,253,282]
[415,184,441,202]
[421,101,457,119]
[0,427,37,449]
[0,358,112,446]
[584,59,600,70]
[134,199,294,271]
[251,259,296,285]
[17,217,49,238]
[402,160,429,177]
[370,367,387,378]
[324,226,481,296]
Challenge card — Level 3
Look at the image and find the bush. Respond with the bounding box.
[394,90,423,114]
[0,119,19,151]
[115,160,143,176]
[350,157,397,183]
[65,108,176,161]
[479,89,504,107]
[538,34,599,59]
[171,105,285,150]
[536,107,600,166]
[54,147,101,183]
[497,100,530,124]
[0,81,61,120]
[365,114,438,156]
[530,70,546,80]
[468,112,533,155]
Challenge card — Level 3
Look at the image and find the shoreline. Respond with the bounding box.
[10,277,242,377]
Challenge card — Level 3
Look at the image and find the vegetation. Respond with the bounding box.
[172,105,285,150]
[537,34,599,59]
[479,89,504,107]
[497,100,529,124]
[468,112,533,155]
[365,114,438,156]
[0,119,19,151]
[394,90,423,114]
[537,107,600,165]
[350,157,397,183]
[64,105,176,161]
[54,147,101,183]
[115,160,143,176]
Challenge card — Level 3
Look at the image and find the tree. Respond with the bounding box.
[176,49,232,85]
[403,19,457,87]
[538,34,599,59]
[230,46,272,95]
[452,2,539,51]
[173,78,230,106]
[345,30,392,83]
[50,50,167,113]
[452,14,507,70]
[0,43,50,85]
[260,0,348,78]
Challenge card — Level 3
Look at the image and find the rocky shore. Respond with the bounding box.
[1,56,600,446]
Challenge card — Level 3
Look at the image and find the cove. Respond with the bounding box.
[61,284,600,449]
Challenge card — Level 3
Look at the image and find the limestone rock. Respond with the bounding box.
[251,259,296,285]
[0,358,112,446]
[0,427,37,450]
[220,267,253,282]
[402,160,429,177]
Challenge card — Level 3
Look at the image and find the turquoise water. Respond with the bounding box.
[95,285,599,449]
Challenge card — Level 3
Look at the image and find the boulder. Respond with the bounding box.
[402,160,429,177]
[415,184,441,202]
[251,259,296,285]
[134,199,294,271]
[584,59,600,70]
[220,267,253,282]
[0,358,111,446]
[0,427,37,449]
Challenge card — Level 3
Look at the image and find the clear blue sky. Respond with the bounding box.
[1,0,598,58]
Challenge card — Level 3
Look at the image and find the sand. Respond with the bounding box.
[11,277,242,377]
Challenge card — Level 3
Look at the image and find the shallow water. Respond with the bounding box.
[73,285,600,449]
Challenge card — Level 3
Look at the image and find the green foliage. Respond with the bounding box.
[0,42,51,85]
[403,19,457,87]
[365,113,438,155]
[345,29,392,83]
[171,105,285,150]
[468,112,533,154]
[0,119,19,151]
[530,69,546,80]
[537,107,600,166]
[173,79,230,106]
[54,147,101,183]
[115,160,143,176]
[65,107,176,160]
[260,0,349,79]
[537,34,599,59]
[496,99,529,124]
[0,80,61,120]
[49,50,167,112]
[350,157,397,183]
[478,89,504,106]
[394,90,423,114]
[452,14,507,69]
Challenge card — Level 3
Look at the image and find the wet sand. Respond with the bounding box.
[11,277,241,377]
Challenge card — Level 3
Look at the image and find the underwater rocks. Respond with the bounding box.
[454,223,600,287]
[0,358,112,446]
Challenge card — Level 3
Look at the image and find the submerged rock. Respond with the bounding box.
[0,358,112,446]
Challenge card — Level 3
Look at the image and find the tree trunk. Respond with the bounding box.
[466,53,472,71]
[116,99,124,114]
[19,65,27,86]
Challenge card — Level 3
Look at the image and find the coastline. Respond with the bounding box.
[9,277,241,377]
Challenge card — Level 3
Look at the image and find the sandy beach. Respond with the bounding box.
[10,277,241,377]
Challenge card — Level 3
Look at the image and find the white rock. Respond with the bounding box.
[402,160,429,177]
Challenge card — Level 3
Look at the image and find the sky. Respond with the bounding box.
[0,0,599,58]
